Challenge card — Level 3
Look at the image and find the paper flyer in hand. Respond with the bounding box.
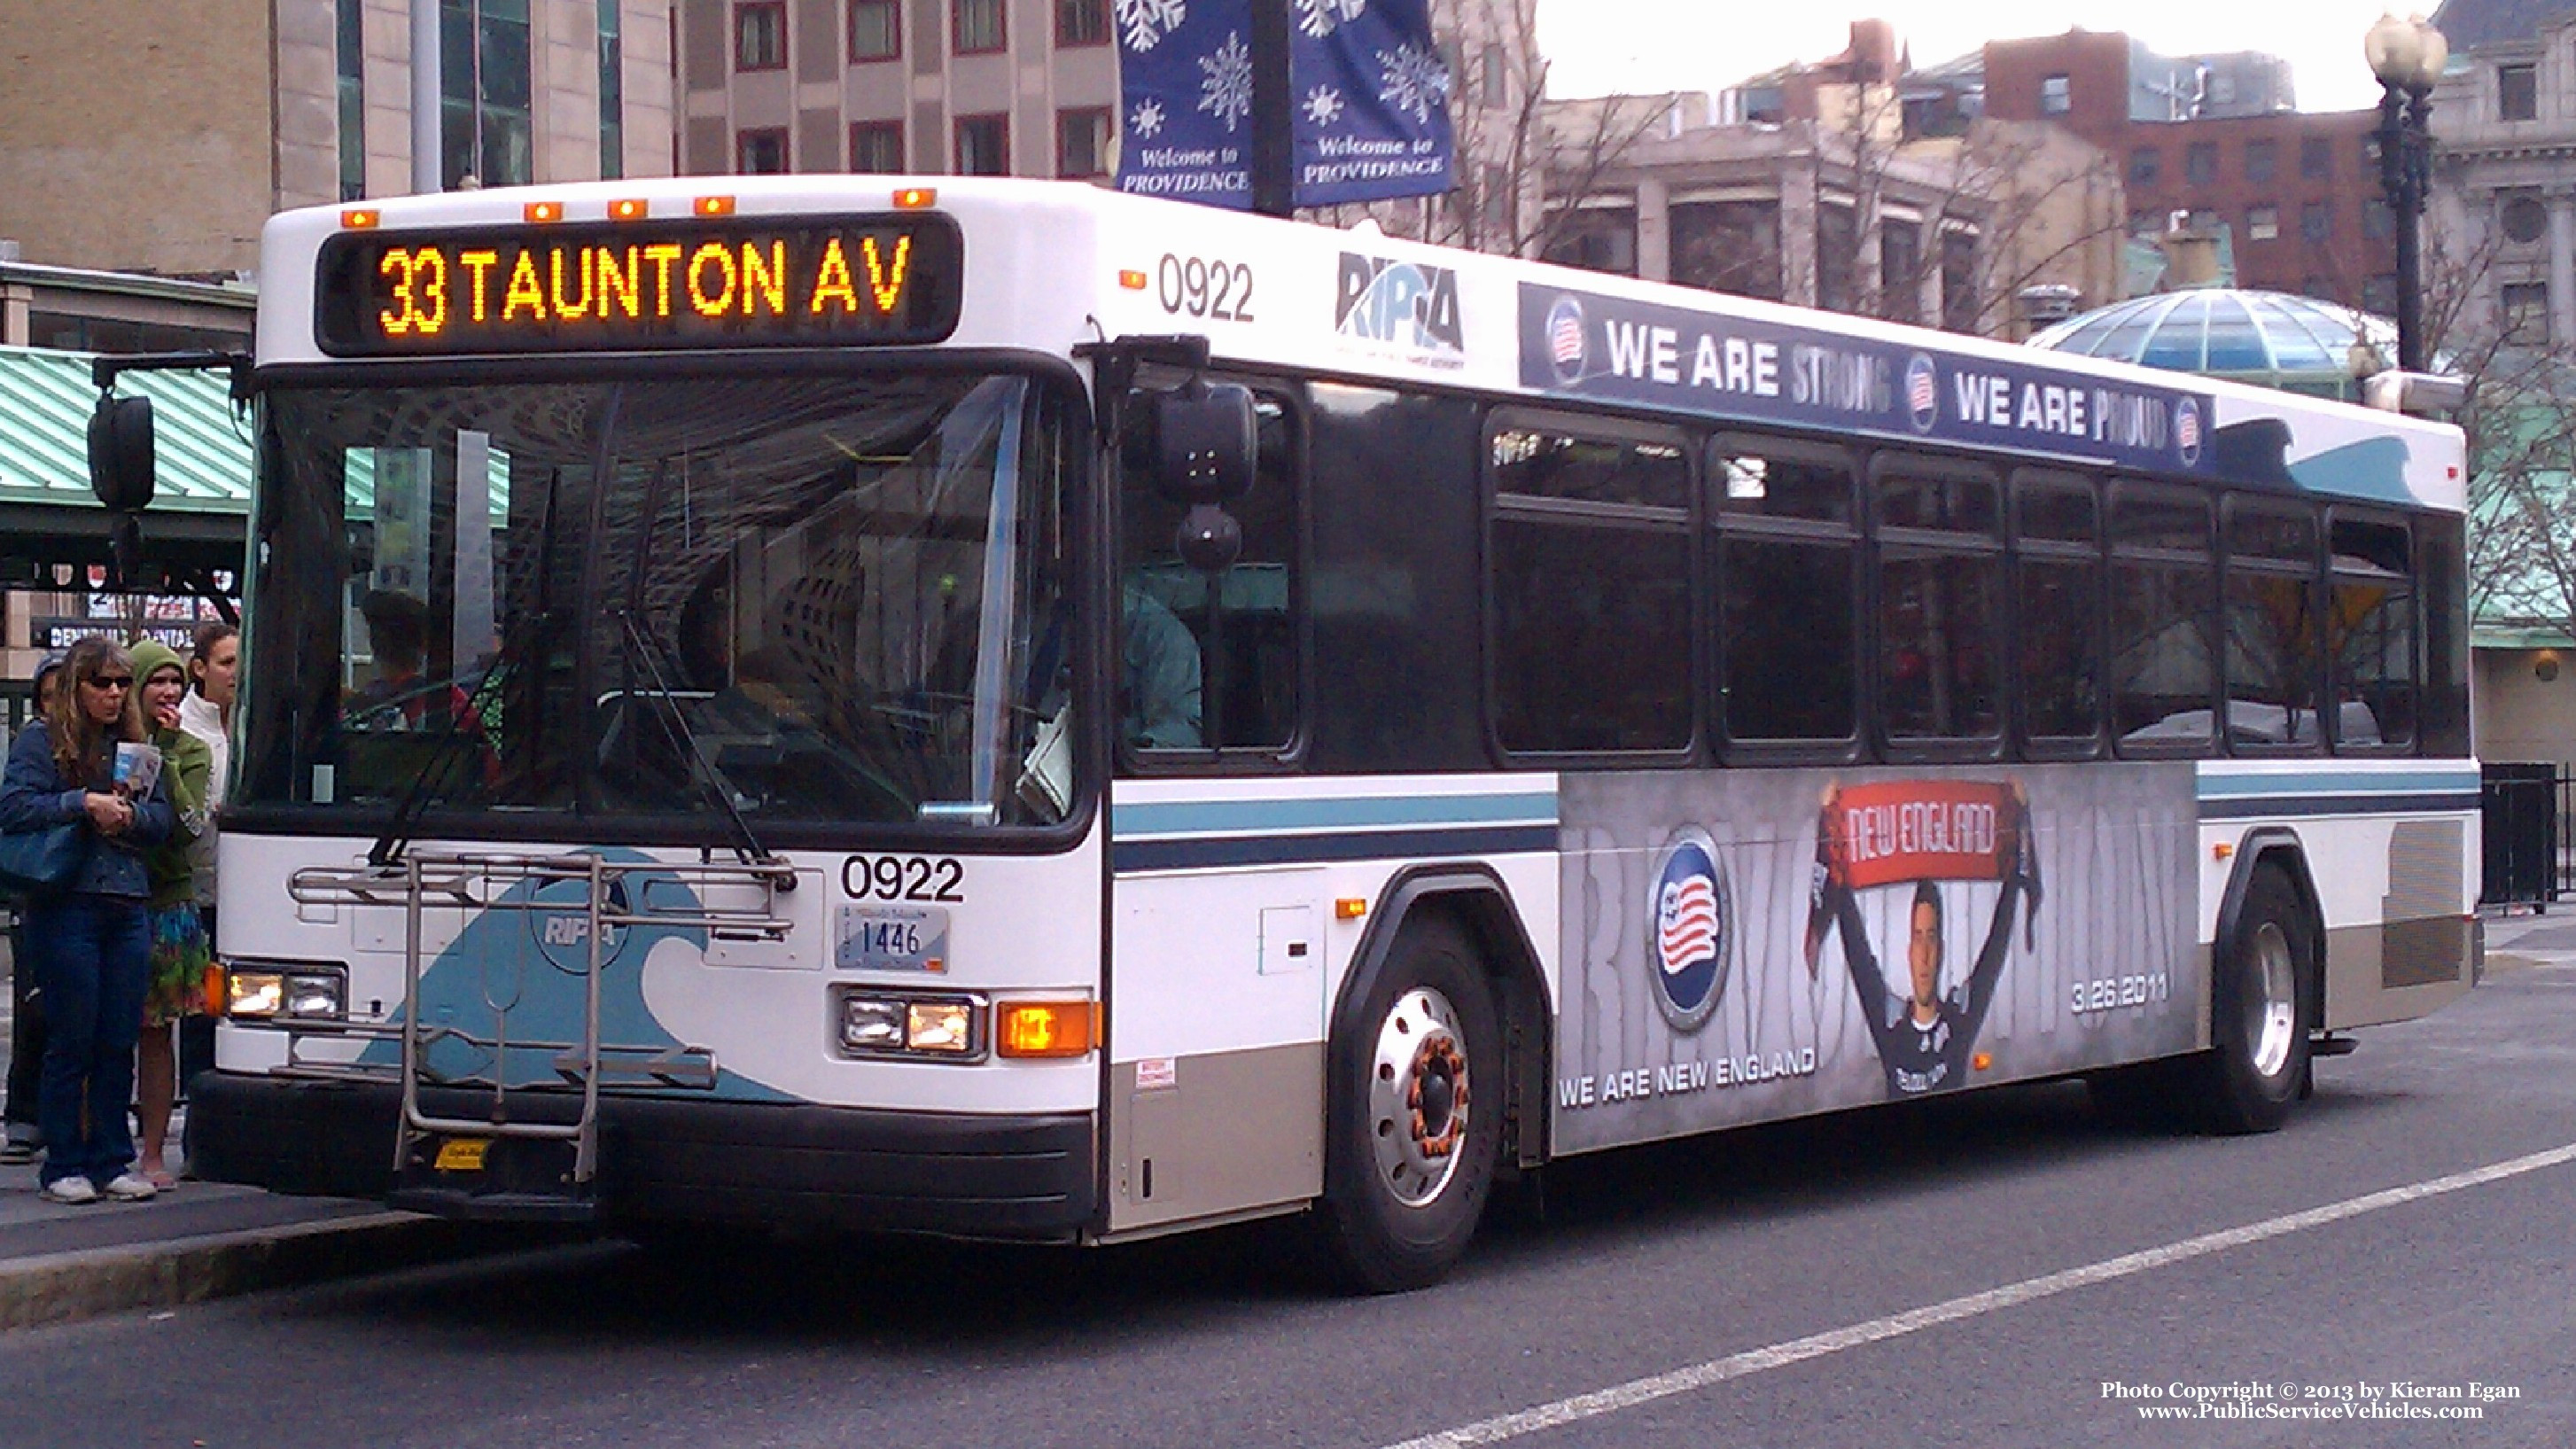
[113,742,162,799]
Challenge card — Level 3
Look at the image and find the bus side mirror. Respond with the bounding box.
[1150,382,1257,504]
[88,394,158,512]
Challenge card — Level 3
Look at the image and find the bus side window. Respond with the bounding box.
[1487,420,1693,756]
[1712,435,1860,749]
[2328,514,2416,752]
[1119,385,1301,756]
[2109,487,2218,755]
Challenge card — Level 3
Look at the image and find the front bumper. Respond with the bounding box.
[187,1071,1098,1241]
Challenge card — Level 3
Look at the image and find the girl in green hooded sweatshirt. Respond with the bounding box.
[131,639,212,1188]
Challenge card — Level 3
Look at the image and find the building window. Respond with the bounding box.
[2245,139,2276,183]
[2503,281,2551,343]
[735,1,786,70]
[2301,201,2332,242]
[953,0,1004,54]
[598,0,624,180]
[2502,191,2549,245]
[2129,147,2160,185]
[2365,198,2394,238]
[1880,220,1922,323]
[2248,206,2280,241]
[1480,45,1511,106]
[1940,229,1978,332]
[850,0,900,60]
[737,127,789,173]
[1055,0,1107,47]
[1056,107,1111,178]
[1543,207,1638,276]
[2500,62,2538,121]
[2041,74,2070,114]
[336,0,365,200]
[1817,203,1858,313]
[2363,274,2400,316]
[2300,136,2331,178]
[441,1,533,189]
[954,113,1008,174]
[2184,142,2217,186]
[849,120,904,172]
[2301,275,2334,300]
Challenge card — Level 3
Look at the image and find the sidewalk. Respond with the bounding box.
[0,939,501,1332]
[2480,904,2576,972]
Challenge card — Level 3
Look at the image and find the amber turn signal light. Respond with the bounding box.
[894,187,938,209]
[995,1001,1096,1058]
[340,208,380,230]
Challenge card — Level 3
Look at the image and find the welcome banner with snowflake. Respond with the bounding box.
[1115,0,1452,209]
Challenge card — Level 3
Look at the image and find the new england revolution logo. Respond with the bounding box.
[1545,293,1588,386]
[2175,396,2203,467]
[1904,354,1940,433]
[1647,827,1729,1031]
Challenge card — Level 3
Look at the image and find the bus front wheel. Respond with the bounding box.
[1315,915,1501,1294]
[2191,864,2315,1134]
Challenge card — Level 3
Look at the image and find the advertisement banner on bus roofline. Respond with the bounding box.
[1518,282,2223,479]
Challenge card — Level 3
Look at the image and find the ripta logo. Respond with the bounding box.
[529,876,631,972]
[1335,253,1464,355]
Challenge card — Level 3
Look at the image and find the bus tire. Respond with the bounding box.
[1314,915,1501,1294]
[2190,864,2315,1134]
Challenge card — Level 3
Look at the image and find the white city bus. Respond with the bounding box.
[152,175,2477,1291]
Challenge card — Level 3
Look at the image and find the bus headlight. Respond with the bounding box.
[834,990,984,1060]
[226,962,347,1019]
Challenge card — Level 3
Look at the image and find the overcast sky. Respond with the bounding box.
[1535,2,2422,113]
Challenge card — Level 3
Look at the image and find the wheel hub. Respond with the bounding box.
[2247,921,2299,1080]
[1369,986,1471,1206]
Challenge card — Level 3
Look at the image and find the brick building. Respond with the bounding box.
[1982,29,2394,310]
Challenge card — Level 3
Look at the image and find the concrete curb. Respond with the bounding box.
[0,1211,510,1332]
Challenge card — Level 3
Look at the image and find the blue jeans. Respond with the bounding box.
[26,896,148,1188]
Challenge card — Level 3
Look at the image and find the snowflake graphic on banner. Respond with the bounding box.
[1303,85,1344,127]
[1295,0,1367,39]
[1117,0,1186,51]
[1375,41,1451,126]
[1130,98,1167,138]
[1199,30,1254,132]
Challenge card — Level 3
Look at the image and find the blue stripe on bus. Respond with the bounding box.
[2199,791,2481,820]
[1111,823,1561,872]
[1110,791,1559,840]
[2196,770,2482,799]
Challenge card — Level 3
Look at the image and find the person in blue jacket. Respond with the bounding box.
[0,636,175,1204]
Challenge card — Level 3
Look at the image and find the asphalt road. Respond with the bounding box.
[6,959,2572,1449]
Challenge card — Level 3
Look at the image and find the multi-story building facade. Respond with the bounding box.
[669,0,1543,247]
[1981,29,2393,309]
[0,0,673,277]
[2425,0,2576,351]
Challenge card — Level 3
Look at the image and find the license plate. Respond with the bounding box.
[433,1137,490,1172]
[837,905,950,972]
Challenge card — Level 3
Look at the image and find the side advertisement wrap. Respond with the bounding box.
[1553,765,2199,1155]
[1518,282,2221,479]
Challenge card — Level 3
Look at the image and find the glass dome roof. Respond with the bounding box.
[2026,290,2403,401]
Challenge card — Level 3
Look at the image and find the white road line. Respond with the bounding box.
[1379,1141,2576,1449]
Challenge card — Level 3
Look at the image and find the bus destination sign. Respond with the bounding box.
[315,214,962,356]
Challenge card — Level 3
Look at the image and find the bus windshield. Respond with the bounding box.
[238,370,1078,832]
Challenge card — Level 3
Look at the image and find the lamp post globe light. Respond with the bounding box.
[2366,12,2448,372]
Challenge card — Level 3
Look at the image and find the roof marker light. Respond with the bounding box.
[341,209,380,230]
[894,187,938,209]
[1119,269,1149,291]
[696,195,736,216]
[524,200,564,223]
[609,198,650,221]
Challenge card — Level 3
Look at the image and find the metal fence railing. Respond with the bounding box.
[2481,763,2568,909]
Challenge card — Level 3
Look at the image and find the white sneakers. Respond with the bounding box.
[40,1177,98,1205]
[98,1172,160,1201]
[40,1172,159,1204]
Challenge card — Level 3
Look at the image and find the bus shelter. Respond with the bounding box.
[0,344,248,723]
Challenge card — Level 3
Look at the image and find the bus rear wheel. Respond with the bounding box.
[1315,915,1501,1294]
[2190,864,2315,1134]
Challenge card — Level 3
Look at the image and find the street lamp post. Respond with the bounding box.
[2366,12,2448,372]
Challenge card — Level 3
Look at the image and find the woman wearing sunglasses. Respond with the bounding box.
[0,635,175,1204]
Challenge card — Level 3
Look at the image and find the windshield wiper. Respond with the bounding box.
[609,608,789,884]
